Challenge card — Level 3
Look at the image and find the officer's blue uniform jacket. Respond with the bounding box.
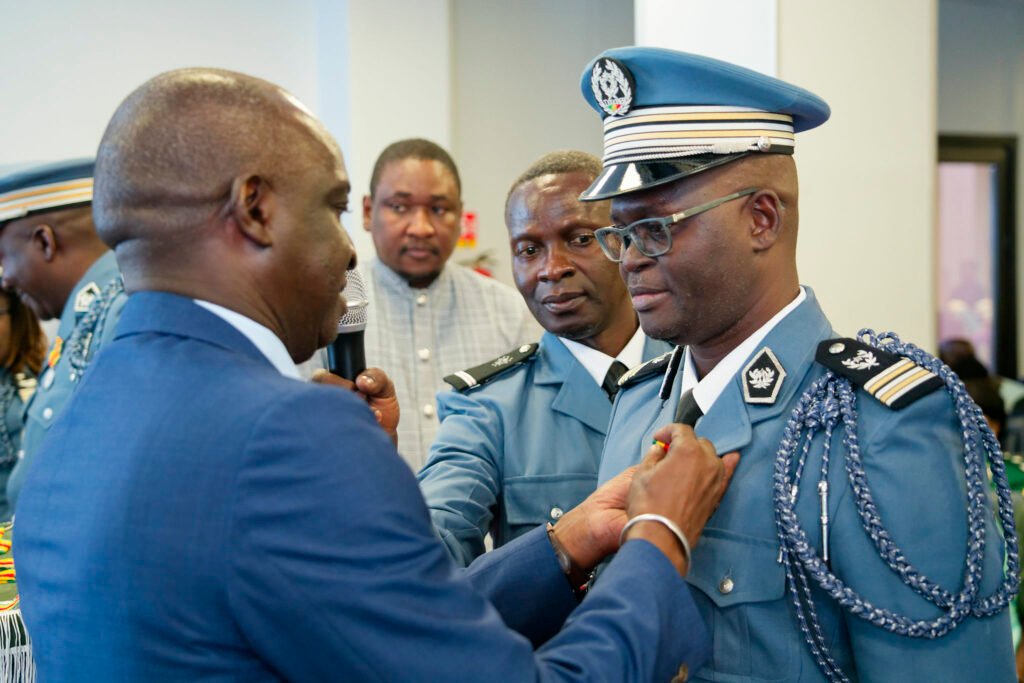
[598,288,1014,682]
[15,292,711,681]
[7,250,125,515]
[420,332,671,566]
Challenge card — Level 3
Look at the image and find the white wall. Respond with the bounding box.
[344,0,451,261]
[0,1,320,163]
[938,0,1024,366]
[449,0,633,284]
[2,0,943,352]
[0,0,455,264]
[635,0,778,76]
[779,0,937,347]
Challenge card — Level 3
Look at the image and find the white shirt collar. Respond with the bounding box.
[559,324,647,387]
[194,299,301,379]
[682,287,807,413]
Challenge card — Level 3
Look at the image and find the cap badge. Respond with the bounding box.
[742,347,787,404]
[591,57,635,117]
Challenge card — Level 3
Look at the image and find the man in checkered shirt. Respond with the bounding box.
[360,139,539,470]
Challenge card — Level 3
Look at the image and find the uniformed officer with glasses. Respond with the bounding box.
[582,46,1017,682]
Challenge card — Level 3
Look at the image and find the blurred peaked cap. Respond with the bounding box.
[578,46,830,200]
[0,158,95,224]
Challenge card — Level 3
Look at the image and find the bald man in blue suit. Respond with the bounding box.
[13,67,737,682]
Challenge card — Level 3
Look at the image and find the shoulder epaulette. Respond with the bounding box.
[618,348,677,389]
[815,337,943,410]
[444,343,539,392]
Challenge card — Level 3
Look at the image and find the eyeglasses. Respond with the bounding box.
[594,187,759,262]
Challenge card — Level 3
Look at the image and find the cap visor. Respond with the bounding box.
[580,153,750,201]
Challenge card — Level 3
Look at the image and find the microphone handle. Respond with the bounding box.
[328,330,366,380]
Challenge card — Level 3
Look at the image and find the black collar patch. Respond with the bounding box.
[742,347,786,404]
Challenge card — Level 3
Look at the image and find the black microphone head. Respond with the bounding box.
[338,267,369,334]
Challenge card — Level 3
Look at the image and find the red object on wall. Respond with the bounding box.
[458,210,478,248]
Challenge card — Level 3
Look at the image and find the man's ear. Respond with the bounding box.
[749,191,784,252]
[31,224,58,262]
[362,194,373,232]
[229,175,274,247]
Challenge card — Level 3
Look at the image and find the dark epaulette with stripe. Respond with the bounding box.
[815,337,943,410]
[617,348,677,390]
[443,343,539,392]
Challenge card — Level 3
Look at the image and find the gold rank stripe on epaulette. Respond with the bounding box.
[815,337,943,409]
[618,346,679,390]
[0,178,93,222]
[444,343,539,392]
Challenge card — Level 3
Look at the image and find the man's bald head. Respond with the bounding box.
[92,67,356,362]
[94,68,340,268]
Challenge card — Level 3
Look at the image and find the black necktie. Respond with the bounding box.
[602,361,628,402]
[674,388,703,427]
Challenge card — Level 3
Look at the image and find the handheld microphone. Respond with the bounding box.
[328,268,369,380]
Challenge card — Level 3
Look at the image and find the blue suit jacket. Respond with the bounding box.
[599,288,1014,681]
[419,331,671,566]
[15,292,709,682]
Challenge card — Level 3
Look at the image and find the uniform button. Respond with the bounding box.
[416,294,428,306]
[42,407,54,421]
[16,449,24,461]
[550,506,564,520]
[422,404,435,418]
[718,577,734,595]
[828,342,845,355]
[418,348,431,361]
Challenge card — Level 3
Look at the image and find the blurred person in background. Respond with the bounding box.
[0,287,46,681]
[0,159,127,514]
[358,138,539,469]
[0,289,46,520]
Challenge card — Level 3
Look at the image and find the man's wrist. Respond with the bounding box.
[546,523,593,599]
[622,520,690,576]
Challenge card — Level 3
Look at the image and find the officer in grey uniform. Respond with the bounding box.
[419,151,671,567]
[582,47,1018,681]
[0,160,127,515]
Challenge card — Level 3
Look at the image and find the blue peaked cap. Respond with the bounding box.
[0,158,95,224]
[579,46,830,200]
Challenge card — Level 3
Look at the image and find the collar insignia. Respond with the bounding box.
[74,282,100,313]
[591,57,635,117]
[742,346,786,404]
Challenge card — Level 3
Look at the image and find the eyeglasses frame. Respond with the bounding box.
[594,187,760,262]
